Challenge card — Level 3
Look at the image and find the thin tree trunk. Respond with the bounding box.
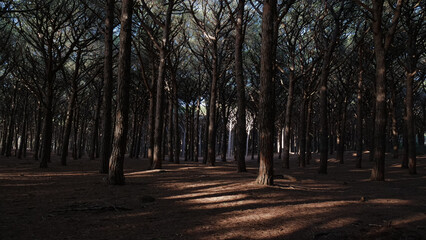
[298,96,307,167]
[194,97,200,162]
[306,97,313,165]
[282,71,295,169]
[34,103,42,161]
[18,97,28,159]
[173,85,180,164]
[356,50,363,168]
[207,44,218,166]
[90,90,102,160]
[168,97,174,162]
[337,96,347,164]
[61,91,76,165]
[5,85,17,157]
[406,69,416,174]
[390,88,398,159]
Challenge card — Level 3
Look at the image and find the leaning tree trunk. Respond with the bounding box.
[256,0,276,186]
[100,0,115,173]
[108,0,132,185]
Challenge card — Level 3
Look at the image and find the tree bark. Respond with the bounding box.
[5,85,17,157]
[356,48,363,168]
[306,97,313,165]
[152,0,174,169]
[34,103,42,161]
[234,0,247,172]
[168,97,174,162]
[194,98,200,162]
[337,96,347,164]
[18,97,28,159]
[100,0,115,173]
[90,89,102,160]
[108,0,132,185]
[282,71,294,169]
[298,96,307,167]
[60,91,76,165]
[207,44,219,166]
[256,0,276,186]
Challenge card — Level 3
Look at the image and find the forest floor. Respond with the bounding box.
[1,151,425,240]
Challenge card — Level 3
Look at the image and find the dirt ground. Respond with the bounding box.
[1,151,425,240]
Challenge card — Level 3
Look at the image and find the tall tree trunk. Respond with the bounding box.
[78,119,85,158]
[318,58,330,174]
[61,91,76,165]
[168,97,174,162]
[282,70,294,169]
[370,46,387,181]
[356,50,363,168]
[390,88,398,159]
[152,1,174,169]
[5,85,17,157]
[40,56,55,168]
[256,0,276,185]
[203,103,209,164]
[298,96,307,167]
[34,103,42,161]
[221,104,228,162]
[337,96,347,164]
[1,118,7,155]
[306,97,313,165]
[405,69,416,174]
[90,90,102,160]
[190,105,195,161]
[184,102,189,161]
[108,0,132,185]
[173,84,180,164]
[194,98,200,162]
[72,107,80,160]
[18,97,28,159]
[234,0,247,172]
[147,88,156,165]
[207,44,219,166]
[369,0,402,180]
[100,0,115,173]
